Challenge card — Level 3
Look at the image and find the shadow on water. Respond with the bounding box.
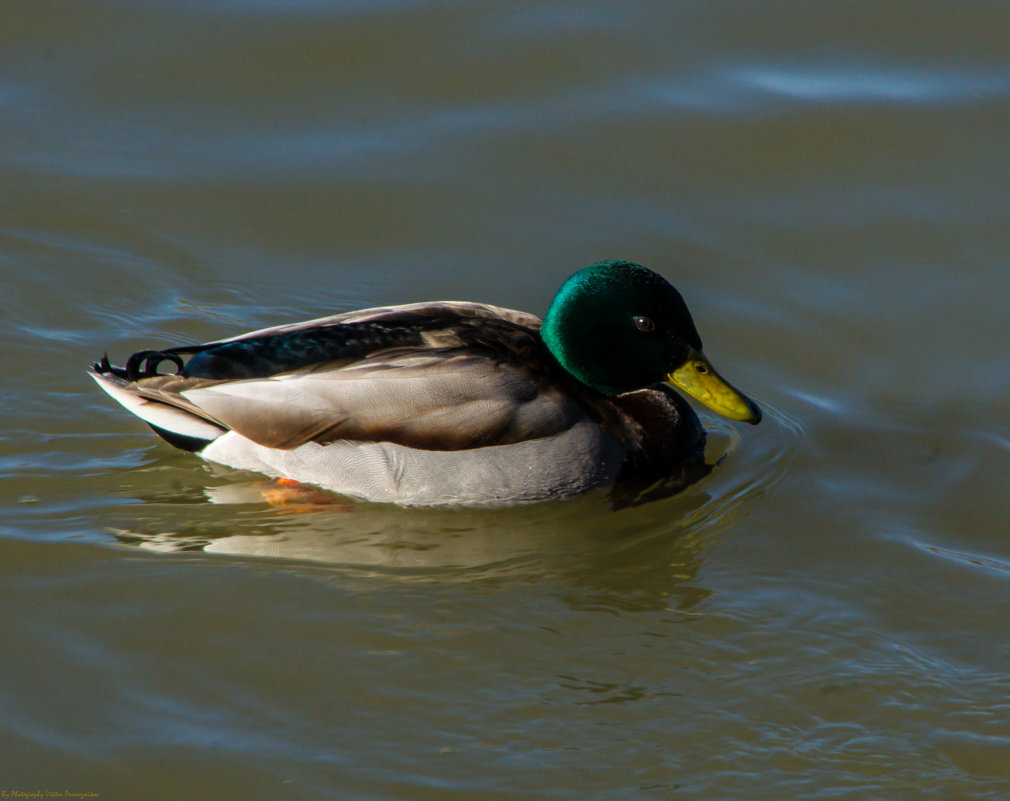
[102,397,803,611]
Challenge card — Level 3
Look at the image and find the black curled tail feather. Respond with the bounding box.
[123,350,186,381]
[92,348,196,381]
[92,353,130,380]
[93,353,114,374]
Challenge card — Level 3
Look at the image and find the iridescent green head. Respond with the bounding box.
[541,260,761,424]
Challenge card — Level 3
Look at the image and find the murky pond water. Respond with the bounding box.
[3,1,1009,798]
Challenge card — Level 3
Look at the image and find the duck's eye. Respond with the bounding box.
[632,316,654,332]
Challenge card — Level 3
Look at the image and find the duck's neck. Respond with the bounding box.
[540,271,626,395]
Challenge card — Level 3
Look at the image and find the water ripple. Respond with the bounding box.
[730,64,1010,104]
[914,541,1010,580]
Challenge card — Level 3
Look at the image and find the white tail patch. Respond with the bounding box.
[89,371,226,443]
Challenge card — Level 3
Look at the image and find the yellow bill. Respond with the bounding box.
[666,348,762,424]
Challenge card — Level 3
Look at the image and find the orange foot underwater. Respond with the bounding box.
[258,478,352,514]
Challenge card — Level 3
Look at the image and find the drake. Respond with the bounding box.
[90,260,760,506]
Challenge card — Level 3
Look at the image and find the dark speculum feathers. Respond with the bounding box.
[97,318,433,383]
[181,321,426,377]
[181,323,425,379]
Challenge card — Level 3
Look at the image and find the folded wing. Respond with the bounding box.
[91,301,592,452]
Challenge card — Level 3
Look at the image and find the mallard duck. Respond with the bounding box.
[90,260,760,506]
